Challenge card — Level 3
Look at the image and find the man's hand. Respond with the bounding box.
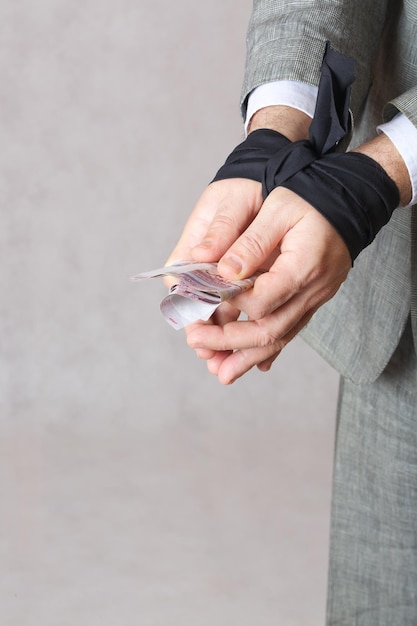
[164,106,350,384]
[165,177,264,364]
[186,187,351,384]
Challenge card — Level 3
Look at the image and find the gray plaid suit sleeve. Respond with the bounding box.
[241,0,390,120]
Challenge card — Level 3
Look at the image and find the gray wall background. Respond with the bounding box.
[0,1,340,624]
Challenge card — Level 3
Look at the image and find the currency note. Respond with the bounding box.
[131,261,260,329]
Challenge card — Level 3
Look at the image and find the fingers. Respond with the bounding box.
[196,307,317,385]
[202,315,303,385]
[185,301,239,372]
[186,289,312,353]
[215,345,283,385]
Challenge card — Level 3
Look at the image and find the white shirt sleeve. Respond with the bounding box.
[247,81,417,206]
[377,114,417,206]
[244,81,318,134]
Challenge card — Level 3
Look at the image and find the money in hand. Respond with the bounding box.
[131,261,260,329]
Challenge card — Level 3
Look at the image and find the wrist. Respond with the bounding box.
[352,134,412,207]
[248,105,312,142]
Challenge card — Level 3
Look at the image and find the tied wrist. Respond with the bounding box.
[210,42,399,262]
[211,130,400,262]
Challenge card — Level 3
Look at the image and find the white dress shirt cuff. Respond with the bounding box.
[377,114,417,207]
[245,81,318,134]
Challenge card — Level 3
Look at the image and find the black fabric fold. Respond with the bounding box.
[212,128,290,183]
[308,41,355,155]
[262,139,317,197]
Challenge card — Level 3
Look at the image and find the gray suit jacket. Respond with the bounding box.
[241,0,417,383]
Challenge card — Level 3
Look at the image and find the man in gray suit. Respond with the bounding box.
[168,1,417,622]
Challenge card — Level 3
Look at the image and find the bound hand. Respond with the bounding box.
[187,186,351,384]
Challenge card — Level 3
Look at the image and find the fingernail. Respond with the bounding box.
[220,254,242,276]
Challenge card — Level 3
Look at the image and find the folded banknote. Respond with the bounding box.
[131,261,260,329]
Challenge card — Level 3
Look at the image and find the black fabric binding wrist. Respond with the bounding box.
[210,42,400,261]
[211,128,291,183]
[279,152,400,261]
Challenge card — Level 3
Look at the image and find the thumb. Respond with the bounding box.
[191,179,263,263]
[217,197,286,279]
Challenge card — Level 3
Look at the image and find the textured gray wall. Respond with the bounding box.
[1,1,339,624]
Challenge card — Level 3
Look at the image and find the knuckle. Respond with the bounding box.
[239,232,266,262]
[252,302,270,319]
[289,257,326,294]
[308,262,327,284]
[245,297,270,320]
[212,212,237,232]
[291,273,305,295]
[256,323,282,349]
[287,262,308,295]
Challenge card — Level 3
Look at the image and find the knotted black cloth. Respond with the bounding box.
[211,127,291,183]
[211,42,400,261]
